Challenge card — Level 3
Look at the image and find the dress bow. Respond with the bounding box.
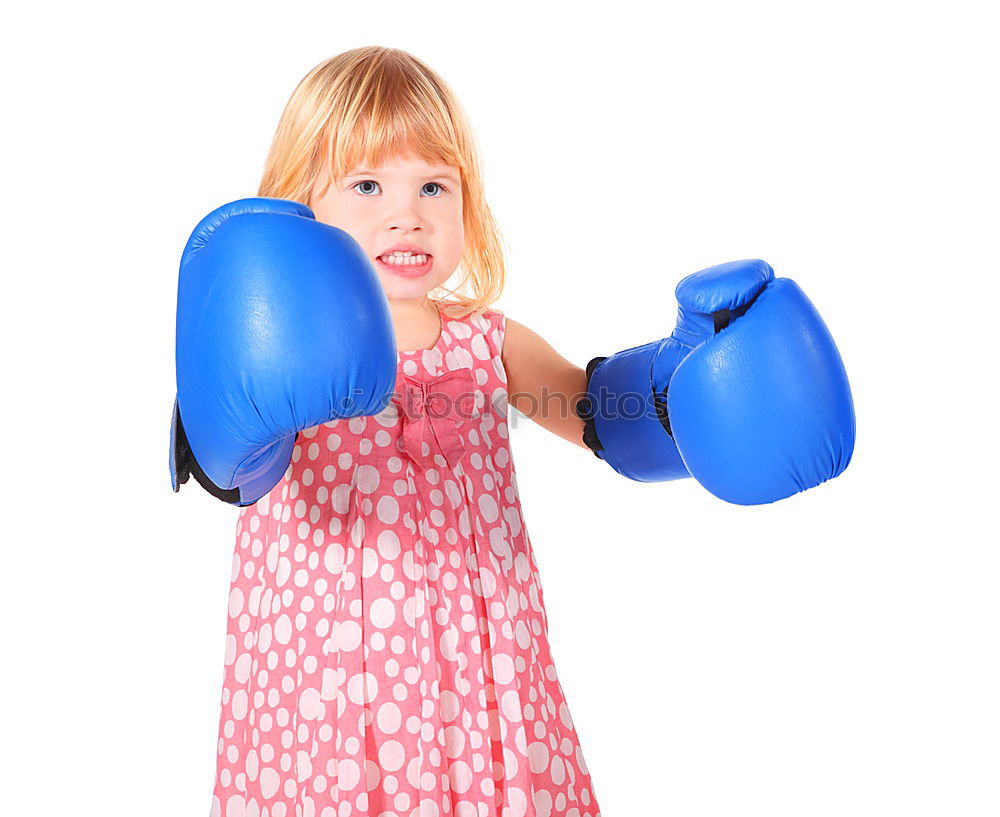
[393,367,474,470]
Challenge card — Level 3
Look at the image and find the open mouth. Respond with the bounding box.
[378,251,430,266]
[376,251,433,277]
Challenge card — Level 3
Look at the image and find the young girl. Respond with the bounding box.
[208,47,601,817]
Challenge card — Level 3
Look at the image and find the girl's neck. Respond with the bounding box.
[388,296,442,352]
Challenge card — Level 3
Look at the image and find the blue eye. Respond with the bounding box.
[353,180,380,195]
[350,180,448,196]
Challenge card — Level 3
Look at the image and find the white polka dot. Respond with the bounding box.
[501,690,523,721]
[440,690,460,722]
[320,668,340,700]
[234,653,251,683]
[492,654,515,685]
[532,790,553,817]
[506,787,528,817]
[260,767,280,798]
[371,597,396,628]
[362,545,379,579]
[470,334,490,360]
[528,741,549,774]
[379,740,406,772]
[356,464,380,494]
[347,672,378,705]
[559,701,574,729]
[231,690,250,725]
[478,493,499,523]
[377,702,402,733]
[324,542,345,574]
[439,628,459,661]
[274,614,291,645]
[377,495,399,524]
[224,794,245,817]
[337,758,361,789]
[448,760,472,793]
[332,484,351,514]
[227,587,244,618]
[377,528,401,559]
[444,725,466,758]
[298,687,321,720]
[335,619,362,651]
[551,754,566,785]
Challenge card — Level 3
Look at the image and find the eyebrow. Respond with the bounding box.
[345,169,460,183]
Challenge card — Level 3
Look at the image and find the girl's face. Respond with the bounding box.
[309,153,464,303]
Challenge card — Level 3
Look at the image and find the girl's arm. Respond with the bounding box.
[501,318,589,450]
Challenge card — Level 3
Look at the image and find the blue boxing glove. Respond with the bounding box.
[575,259,855,505]
[170,198,398,507]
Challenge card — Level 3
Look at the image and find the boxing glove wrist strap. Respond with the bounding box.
[573,340,690,482]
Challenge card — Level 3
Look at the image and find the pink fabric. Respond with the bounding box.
[210,304,601,817]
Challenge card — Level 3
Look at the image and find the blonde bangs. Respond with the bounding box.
[325,76,465,186]
[258,47,505,318]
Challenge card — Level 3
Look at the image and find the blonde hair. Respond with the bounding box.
[258,47,505,318]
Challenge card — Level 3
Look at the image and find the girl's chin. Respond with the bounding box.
[378,272,449,298]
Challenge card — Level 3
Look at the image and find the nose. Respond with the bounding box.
[383,193,425,233]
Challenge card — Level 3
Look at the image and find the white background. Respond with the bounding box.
[2,0,997,814]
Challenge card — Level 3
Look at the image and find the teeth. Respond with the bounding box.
[382,252,428,265]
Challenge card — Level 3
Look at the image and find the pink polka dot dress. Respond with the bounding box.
[210,303,601,817]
